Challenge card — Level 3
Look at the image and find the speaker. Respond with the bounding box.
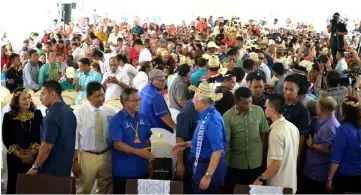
[61,3,72,23]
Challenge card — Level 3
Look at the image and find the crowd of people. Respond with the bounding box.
[1,12,361,194]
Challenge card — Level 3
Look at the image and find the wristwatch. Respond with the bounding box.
[31,165,39,171]
[258,175,267,183]
[205,172,213,179]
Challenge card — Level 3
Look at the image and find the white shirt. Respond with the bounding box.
[108,32,120,45]
[119,63,138,84]
[260,63,272,85]
[74,102,116,152]
[132,71,148,92]
[102,69,130,101]
[335,58,348,78]
[72,47,85,64]
[267,117,299,193]
[138,48,152,63]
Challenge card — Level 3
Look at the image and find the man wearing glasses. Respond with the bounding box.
[139,69,176,133]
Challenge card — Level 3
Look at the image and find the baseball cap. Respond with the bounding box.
[65,67,75,79]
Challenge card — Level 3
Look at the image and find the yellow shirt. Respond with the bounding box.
[95,31,108,42]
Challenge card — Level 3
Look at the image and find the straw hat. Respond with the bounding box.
[189,81,223,101]
[207,55,220,68]
[207,41,219,49]
[249,52,259,62]
[161,50,169,57]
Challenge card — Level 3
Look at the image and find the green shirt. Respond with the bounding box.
[38,63,61,87]
[223,105,269,170]
[60,79,76,91]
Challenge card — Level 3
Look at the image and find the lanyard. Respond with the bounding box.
[193,110,213,174]
[129,122,139,138]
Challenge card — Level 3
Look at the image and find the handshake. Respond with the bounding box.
[18,150,36,164]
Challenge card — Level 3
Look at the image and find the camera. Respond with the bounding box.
[331,16,338,26]
[343,68,361,85]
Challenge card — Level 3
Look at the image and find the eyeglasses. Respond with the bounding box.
[155,78,166,83]
[128,98,142,102]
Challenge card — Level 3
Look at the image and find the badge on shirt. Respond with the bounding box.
[125,122,130,128]
[139,119,145,125]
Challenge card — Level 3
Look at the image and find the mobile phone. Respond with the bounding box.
[344,52,350,58]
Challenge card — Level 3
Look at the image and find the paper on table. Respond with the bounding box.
[152,132,161,137]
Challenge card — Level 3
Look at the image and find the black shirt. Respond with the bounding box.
[252,94,267,110]
[5,66,23,93]
[329,22,347,48]
[284,100,310,136]
[214,86,235,115]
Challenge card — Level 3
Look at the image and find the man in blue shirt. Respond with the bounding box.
[139,69,176,132]
[109,87,154,194]
[131,21,144,37]
[172,82,227,194]
[27,80,76,176]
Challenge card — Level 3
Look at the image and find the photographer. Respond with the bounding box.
[327,13,348,63]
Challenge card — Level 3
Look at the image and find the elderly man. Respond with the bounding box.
[172,81,227,194]
[131,21,144,37]
[139,69,176,132]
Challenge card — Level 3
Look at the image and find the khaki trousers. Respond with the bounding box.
[76,150,112,194]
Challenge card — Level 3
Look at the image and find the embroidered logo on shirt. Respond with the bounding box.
[139,119,145,125]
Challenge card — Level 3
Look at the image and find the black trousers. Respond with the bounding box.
[333,172,361,194]
[113,176,148,194]
[223,166,263,194]
[301,176,328,194]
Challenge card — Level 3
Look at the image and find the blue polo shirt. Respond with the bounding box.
[190,106,226,160]
[284,100,310,136]
[40,102,77,176]
[109,109,152,177]
[139,83,173,133]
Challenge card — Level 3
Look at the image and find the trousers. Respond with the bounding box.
[75,150,112,194]
[192,156,227,194]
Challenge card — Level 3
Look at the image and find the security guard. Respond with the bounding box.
[172,82,227,194]
[109,87,154,194]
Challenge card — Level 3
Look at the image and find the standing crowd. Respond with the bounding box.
[1,12,361,194]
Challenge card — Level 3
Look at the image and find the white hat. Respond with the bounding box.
[249,52,259,62]
[208,55,220,68]
[65,67,76,79]
[207,41,219,49]
[202,53,210,60]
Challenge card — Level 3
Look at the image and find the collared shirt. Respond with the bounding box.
[40,102,77,176]
[74,102,115,152]
[5,67,23,93]
[190,106,227,160]
[131,71,148,92]
[334,58,347,78]
[109,109,152,177]
[190,69,208,85]
[140,83,173,132]
[260,63,272,84]
[23,61,40,90]
[176,101,198,173]
[223,105,269,169]
[252,95,267,110]
[331,122,361,176]
[76,70,102,104]
[102,69,130,101]
[131,26,145,36]
[273,74,286,96]
[38,63,61,87]
[284,100,310,136]
[169,76,190,111]
[316,86,348,122]
[267,117,299,193]
[200,71,218,81]
[304,114,339,182]
[119,63,138,84]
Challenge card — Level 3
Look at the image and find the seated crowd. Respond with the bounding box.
[1,13,361,194]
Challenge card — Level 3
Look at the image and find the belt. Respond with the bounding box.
[84,148,111,155]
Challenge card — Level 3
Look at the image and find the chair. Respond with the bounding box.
[16,174,76,194]
[126,179,183,194]
[62,90,79,101]
[0,87,10,103]
[234,184,293,194]
[2,94,13,106]
[62,95,75,106]
[105,98,123,110]
[70,105,81,110]
[79,97,88,105]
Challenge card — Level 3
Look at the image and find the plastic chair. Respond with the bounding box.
[2,94,13,106]
[105,98,123,110]
[62,95,75,106]
[0,87,10,103]
[79,97,88,105]
[61,90,79,101]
